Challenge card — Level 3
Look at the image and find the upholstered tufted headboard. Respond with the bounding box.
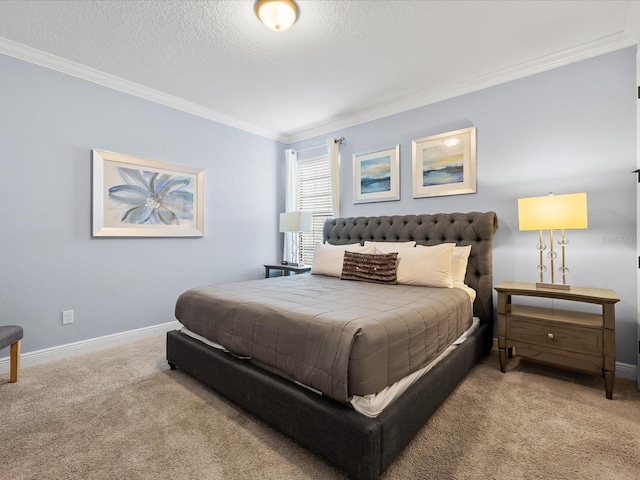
[323,212,499,326]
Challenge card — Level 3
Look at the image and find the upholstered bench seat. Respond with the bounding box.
[0,325,23,383]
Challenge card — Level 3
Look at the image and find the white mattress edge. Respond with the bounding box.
[349,317,480,418]
[179,328,251,359]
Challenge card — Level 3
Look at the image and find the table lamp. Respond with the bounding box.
[517,192,588,290]
[279,211,312,266]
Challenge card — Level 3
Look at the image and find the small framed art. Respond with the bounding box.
[353,145,400,204]
[92,150,205,237]
[412,126,476,198]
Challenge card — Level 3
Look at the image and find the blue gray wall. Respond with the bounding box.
[291,48,638,366]
[2,47,637,368]
[0,54,284,353]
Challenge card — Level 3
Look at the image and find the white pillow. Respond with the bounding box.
[364,241,416,252]
[451,245,472,286]
[395,243,456,287]
[311,243,376,277]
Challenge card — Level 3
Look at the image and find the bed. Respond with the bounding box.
[166,211,498,479]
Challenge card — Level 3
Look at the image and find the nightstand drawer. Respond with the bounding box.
[508,317,603,356]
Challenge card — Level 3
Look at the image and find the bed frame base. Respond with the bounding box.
[166,325,489,480]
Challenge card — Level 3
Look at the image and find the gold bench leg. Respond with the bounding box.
[10,340,20,383]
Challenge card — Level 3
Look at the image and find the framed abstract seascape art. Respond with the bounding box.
[353,145,400,204]
[411,127,476,198]
[92,150,204,237]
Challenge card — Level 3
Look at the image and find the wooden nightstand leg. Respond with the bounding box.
[496,291,508,374]
[603,370,614,399]
[507,347,513,358]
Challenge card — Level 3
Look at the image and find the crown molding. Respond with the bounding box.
[1,22,637,148]
[0,37,288,143]
[283,27,639,144]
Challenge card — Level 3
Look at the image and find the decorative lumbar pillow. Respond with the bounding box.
[395,243,456,287]
[364,241,416,251]
[341,251,398,284]
[451,245,472,286]
[311,243,376,277]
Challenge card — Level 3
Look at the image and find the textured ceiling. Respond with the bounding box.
[0,1,638,143]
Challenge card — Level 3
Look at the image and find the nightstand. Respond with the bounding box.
[264,263,311,278]
[495,281,620,399]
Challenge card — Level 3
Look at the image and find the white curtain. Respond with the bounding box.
[283,149,298,262]
[327,138,341,218]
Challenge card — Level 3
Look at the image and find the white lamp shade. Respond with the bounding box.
[279,211,312,232]
[518,193,588,231]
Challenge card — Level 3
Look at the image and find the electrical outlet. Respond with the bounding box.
[62,310,74,325]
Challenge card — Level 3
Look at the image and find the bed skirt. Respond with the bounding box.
[166,323,490,480]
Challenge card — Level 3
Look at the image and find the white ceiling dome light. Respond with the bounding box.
[254,0,300,32]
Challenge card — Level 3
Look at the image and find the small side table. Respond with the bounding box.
[495,281,619,399]
[264,264,311,278]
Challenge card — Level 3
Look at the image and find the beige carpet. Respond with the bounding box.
[2,335,639,480]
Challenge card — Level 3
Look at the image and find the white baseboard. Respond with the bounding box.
[615,362,637,381]
[491,338,636,381]
[0,321,180,373]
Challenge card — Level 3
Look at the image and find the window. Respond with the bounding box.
[296,154,334,265]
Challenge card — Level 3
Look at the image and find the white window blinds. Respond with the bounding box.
[296,154,334,265]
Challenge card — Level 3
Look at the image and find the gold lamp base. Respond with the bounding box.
[536,282,571,291]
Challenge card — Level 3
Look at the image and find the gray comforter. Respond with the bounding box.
[175,274,473,403]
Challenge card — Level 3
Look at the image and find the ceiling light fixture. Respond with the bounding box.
[254,0,300,31]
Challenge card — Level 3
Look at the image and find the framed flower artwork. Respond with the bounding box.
[92,150,204,237]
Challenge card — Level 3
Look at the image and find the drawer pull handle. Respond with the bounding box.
[547,333,554,339]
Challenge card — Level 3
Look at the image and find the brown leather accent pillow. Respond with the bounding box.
[341,251,398,284]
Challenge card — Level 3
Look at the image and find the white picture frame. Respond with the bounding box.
[92,150,205,237]
[412,127,476,198]
[353,145,400,204]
